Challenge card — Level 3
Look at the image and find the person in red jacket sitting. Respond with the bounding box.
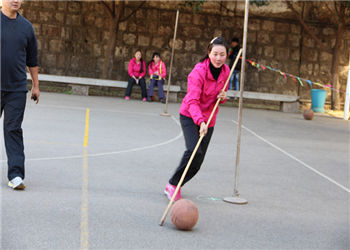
[164,37,229,201]
[125,50,147,101]
[147,52,167,103]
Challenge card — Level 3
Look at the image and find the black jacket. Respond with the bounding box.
[228,45,241,71]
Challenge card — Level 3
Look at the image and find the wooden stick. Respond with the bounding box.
[163,9,180,115]
[233,0,249,198]
[159,49,243,226]
[344,54,350,120]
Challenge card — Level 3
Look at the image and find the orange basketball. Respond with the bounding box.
[170,199,199,230]
[303,109,314,120]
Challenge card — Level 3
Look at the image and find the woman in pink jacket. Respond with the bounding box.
[164,37,230,201]
[147,52,167,103]
[125,50,147,101]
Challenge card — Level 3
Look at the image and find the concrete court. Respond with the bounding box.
[1,92,349,250]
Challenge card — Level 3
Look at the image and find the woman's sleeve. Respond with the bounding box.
[186,69,205,126]
[128,59,134,78]
[161,62,167,79]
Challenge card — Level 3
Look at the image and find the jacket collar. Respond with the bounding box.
[132,57,141,64]
[204,59,215,82]
[204,58,226,83]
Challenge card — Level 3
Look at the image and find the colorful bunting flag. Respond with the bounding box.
[279,71,287,80]
[245,58,343,93]
[297,77,304,87]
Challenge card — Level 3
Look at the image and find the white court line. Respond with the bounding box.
[27,103,86,111]
[23,116,182,162]
[0,105,182,162]
[30,103,161,117]
[232,120,350,194]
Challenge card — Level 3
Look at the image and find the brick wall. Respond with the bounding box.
[20,1,350,103]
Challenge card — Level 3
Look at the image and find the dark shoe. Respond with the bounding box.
[161,98,166,104]
[147,97,153,102]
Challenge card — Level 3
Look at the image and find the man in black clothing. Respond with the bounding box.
[228,37,241,90]
[1,0,40,190]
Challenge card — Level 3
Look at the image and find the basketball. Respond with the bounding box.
[170,199,199,230]
[303,109,314,120]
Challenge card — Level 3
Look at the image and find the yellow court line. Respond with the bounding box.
[81,108,90,250]
[83,108,90,148]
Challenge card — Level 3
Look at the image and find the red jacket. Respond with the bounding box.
[179,58,230,128]
[128,58,146,78]
[148,61,167,79]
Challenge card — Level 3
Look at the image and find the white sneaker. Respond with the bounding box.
[8,177,26,190]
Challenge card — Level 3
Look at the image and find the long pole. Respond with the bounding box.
[344,55,350,120]
[234,0,249,196]
[161,9,179,117]
[159,50,242,226]
[224,0,249,205]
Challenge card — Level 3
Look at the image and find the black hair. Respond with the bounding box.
[135,49,144,73]
[200,37,229,62]
[231,37,239,43]
[148,52,161,67]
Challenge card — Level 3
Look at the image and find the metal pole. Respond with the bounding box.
[224,0,249,205]
[161,9,179,117]
[344,55,350,120]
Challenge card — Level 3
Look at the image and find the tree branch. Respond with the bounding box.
[115,1,124,22]
[120,1,146,23]
[218,1,235,15]
[334,1,340,17]
[324,2,337,18]
[100,0,114,19]
[339,2,346,23]
[285,0,332,54]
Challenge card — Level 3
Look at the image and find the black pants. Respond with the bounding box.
[125,77,147,99]
[1,91,27,180]
[169,114,214,186]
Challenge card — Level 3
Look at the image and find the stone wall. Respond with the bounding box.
[20,1,350,103]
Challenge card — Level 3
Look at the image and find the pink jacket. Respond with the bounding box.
[128,58,146,78]
[148,61,167,79]
[179,58,230,128]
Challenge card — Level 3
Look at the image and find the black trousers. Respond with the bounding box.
[1,91,27,180]
[125,77,147,99]
[169,114,214,186]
